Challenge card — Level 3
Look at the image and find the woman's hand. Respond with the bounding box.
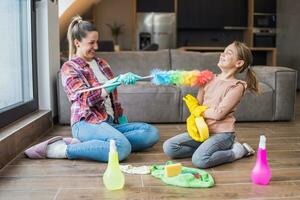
[102,76,121,92]
[118,115,128,124]
[120,72,142,85]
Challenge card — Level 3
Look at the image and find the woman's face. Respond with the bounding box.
[75,31,99,61]
[217,43,243,71]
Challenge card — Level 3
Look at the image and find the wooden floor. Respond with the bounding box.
[1,93,300,200]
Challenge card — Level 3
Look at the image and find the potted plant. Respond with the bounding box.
[106,22,124,51]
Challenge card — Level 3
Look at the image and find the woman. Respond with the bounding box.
[25,16,159,162]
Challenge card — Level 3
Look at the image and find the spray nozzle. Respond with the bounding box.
[259,135,266,149]
[109,139,117,152]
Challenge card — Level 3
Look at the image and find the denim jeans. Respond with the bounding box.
[66,118,159,162]
[163,132,235,168]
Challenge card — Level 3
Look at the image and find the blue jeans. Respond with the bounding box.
[163,132,235,168]
[66,118,159,162]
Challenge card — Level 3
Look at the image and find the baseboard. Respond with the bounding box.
[0,110,53,169]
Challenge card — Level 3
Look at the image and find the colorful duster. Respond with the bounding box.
[150,69,214,87]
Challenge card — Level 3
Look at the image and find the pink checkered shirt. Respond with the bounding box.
[60,56,123,126]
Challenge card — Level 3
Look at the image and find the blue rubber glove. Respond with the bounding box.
[118,115,128,124]
[120,72,142,85]
[102,76,121,93]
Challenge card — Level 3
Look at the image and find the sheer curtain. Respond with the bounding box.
[0,0,37,128]
[0,0,33,112]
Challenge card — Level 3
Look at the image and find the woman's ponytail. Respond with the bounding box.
[67,16,82,60]
[67,16,97,60]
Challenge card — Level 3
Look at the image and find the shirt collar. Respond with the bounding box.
[71,56,91,68]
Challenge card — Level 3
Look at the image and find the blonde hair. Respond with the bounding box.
[67,16,97,60]
[233,41,260,94]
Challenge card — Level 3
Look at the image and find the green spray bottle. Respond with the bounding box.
[103,140,125,190]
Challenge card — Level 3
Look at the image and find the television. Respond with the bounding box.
[137,0,174,12]
[178,0,248,29]
[255,0,276,13]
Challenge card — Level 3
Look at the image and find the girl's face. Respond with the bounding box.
[217,43,244,71]
[74,31,99,61]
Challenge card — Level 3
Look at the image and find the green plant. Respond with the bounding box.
[106,22,124,45]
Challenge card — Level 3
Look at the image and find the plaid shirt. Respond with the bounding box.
[60,56,123,126]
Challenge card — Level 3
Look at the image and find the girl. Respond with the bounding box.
[25,16,159,162]
[163,41,257,168]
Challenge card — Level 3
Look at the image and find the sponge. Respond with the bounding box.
[165,163,182,177]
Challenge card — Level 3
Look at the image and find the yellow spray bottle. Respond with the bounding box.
[103,140,125,190]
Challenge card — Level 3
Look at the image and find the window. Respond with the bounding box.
[0,0,38,128]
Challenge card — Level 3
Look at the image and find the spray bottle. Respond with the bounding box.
[103,140,125,190]
[251,135,272,185]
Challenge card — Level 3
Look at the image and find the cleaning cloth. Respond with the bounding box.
[120,164,151,175]
[150,161,214,188]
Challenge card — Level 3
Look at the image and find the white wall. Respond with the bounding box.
[58,0,75,17]
[36,0,60,117]
[276,0,300,89]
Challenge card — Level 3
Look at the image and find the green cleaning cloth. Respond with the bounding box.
[150,161,214,188]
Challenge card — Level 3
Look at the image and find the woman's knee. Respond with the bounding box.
[146,124,160,146]
[115,138,132,161]
[91,138,131,162]
[140,123,160,147]
[80,139,131,162]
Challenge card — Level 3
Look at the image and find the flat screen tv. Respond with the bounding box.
[255,0,276,13]
[178,0,248,29]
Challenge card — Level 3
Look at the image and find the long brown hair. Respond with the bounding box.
[233,41,260,94]
[67,16,97,60]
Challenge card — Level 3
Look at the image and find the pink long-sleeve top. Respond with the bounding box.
[198,75,247,134]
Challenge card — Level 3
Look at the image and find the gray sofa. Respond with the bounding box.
[57,49,297,124]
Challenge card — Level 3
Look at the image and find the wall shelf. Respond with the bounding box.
[224,26,248,30]
[254,12,276,16]
[132,0,276,49]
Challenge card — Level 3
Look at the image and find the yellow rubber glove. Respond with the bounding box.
[186,115,199,141]
[183,94,209,142]
[183,94,208,116]
[191,105,208,117]
[186,115,209,142]
[183,94,199,113]
[195,117,209,142]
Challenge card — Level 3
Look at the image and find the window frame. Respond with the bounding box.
[0,0,38,128]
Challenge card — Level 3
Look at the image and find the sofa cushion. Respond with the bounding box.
[235,82,274,121]
[95,50,171,77]
[58,74,181,124]
[180,82,274,122]
[253,66,297,120]
[57,72,71,124]
[118,82,181,123]
[170,50,221,73]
